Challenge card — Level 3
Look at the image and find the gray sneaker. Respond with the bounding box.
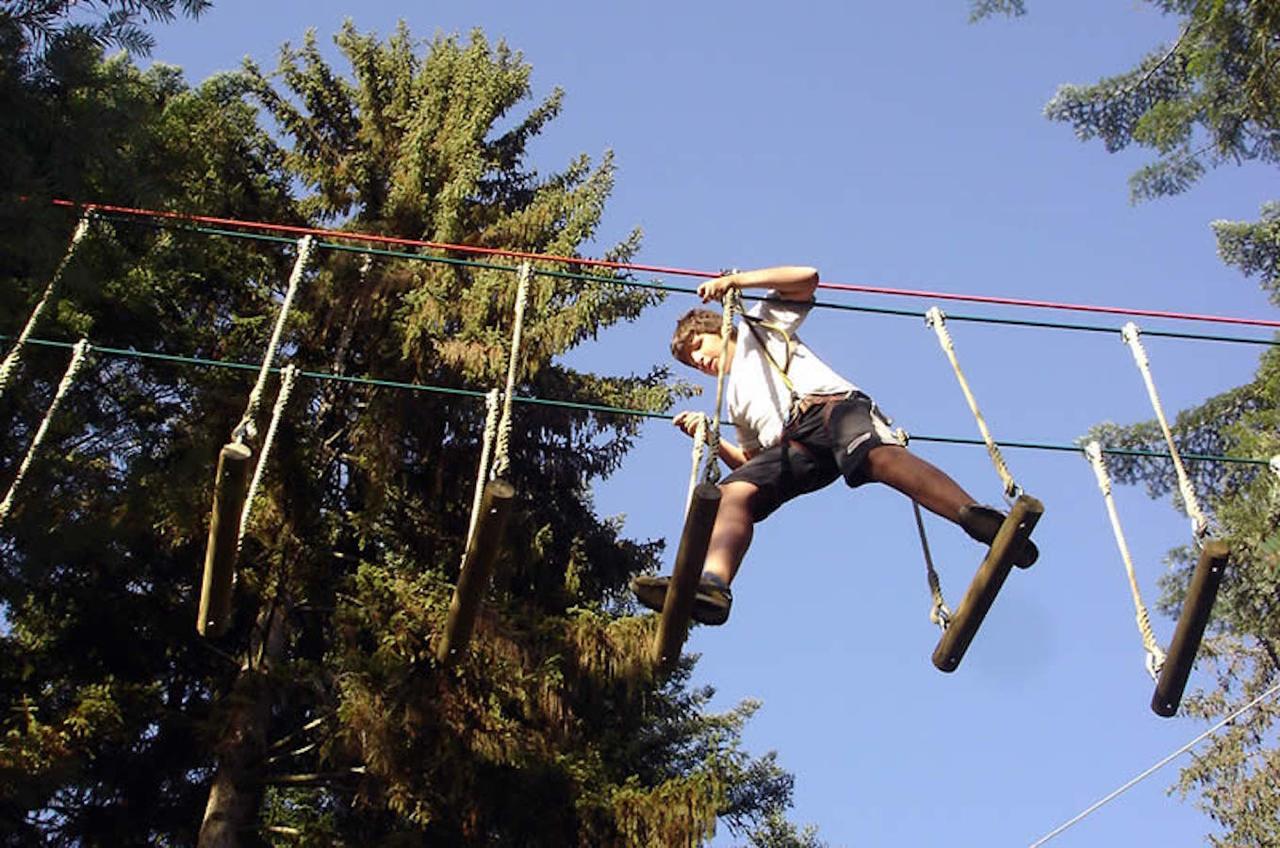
[630,573,733,625]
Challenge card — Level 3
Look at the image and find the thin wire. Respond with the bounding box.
[92,210,1280,348]
[48,198,1280,331]
[4,333,1272,469]
[1027,681,1280,847]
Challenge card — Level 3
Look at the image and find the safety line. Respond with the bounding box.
[48,198,1280,330]
[1027,680,1280,846]
[88,211,1280,348]
[5,335,1272,469]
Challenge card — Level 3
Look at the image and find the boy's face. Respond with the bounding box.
[684,331,731,377]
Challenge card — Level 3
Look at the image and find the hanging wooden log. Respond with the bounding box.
[652,483,722,670]
[933,494,1043,672]
[197,442,253,637]
[436,479,516,665]
[1151,540,1229,717]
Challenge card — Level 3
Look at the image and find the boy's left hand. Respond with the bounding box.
[697,275,737,303]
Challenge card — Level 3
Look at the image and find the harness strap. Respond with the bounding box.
[925,307,1019,501]
[741,314,801,417]
[1120,322,1211,543]
[912,500,952,632]
[1085,441,1167,679]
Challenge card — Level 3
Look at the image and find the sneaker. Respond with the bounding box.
[631,573,733,626]
[958,503,1039,568]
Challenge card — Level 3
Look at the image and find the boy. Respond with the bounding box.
[631,265,1036,625]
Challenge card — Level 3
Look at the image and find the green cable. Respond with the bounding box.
[5,334,1271,468]
[104,213,1279,349]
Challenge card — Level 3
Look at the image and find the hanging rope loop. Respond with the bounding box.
[924,306,1020,502]
[492,261,531,481]
[699,286,742,487]
[0,339,92,526]
[1120,322,1211,544]
[234,235,314,445]
[238,363,300,548]
[0,215,94,399]
[1085,441,1167,679]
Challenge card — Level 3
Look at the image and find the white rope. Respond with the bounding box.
[1027,680,1280,847]
[925,307,1019,500]
[492,261,531,481]
[911,500,951,631]
[1084,441,1167,679]
[0,339,91,526]
[1120,322,1210,542]
[234,236,314,444]
[465,388,502,550]
[0,216,92,399]
[685,413,711,516]
[238,364,299,547]
[703,287,741,486]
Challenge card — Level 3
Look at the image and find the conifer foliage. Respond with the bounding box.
[1,15,822,847]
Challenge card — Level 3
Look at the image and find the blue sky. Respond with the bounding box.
[148,2,1278,845]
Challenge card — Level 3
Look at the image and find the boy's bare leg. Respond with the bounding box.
[702,480,760,586]
[863,445,973,523]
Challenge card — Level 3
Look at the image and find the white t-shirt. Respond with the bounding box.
[727,292,857,454]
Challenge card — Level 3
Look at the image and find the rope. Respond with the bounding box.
[1027,680,1280,847]
[684,413,711,515]
[911,501,951,631]
[702,287,742,485]
[1084,441,1167,679]
[925,307,1019,501]
[233,236,314,444]
[52,198,1280,330]
[492,261,531,481]
[1120,323,1211,542]
[87,211,1280,347]
[238,364,299,547]
[0,215,92,399]
[6,333,1273,468]
[0,339,91,525]
[465,388,501,548]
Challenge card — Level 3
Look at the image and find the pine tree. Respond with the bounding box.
[1,17,823,846]
[971,3,1280,844]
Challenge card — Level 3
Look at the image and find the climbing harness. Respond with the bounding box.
[1120,322,1212,542]
[925,307,1020,502]
[0,215,92,400]
[0,339,91,526]
[1084,441,1167,679]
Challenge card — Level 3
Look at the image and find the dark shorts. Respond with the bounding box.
[722,392,905,521]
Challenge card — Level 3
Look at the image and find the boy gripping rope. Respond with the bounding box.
[632,266,1037,625]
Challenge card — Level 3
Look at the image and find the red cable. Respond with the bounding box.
[50,198,1280,330]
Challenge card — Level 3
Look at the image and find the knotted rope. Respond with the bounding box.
[492,261,531,481]
[0,339,91,526]
[925,307,1019,501]
[1120,322,1211,542]
[233,236,314,445]
[238,363,299,548]
[0,215,92,400]
[1085,441,1167,679]
[703,287,742,486]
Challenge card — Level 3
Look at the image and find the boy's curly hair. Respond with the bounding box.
[670,308,736,366]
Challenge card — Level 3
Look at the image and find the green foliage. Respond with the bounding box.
[967,0,1025,22]
[1,18,816,847]
[1214,202,1280,306]
[1,0,209,72]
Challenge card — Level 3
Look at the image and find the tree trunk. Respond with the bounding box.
[198,601,288,847]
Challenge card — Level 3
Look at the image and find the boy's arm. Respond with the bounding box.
[673,411,755,470]
[698,266,818,304]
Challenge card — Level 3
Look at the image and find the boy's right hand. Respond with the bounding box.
[673,410,704,438]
